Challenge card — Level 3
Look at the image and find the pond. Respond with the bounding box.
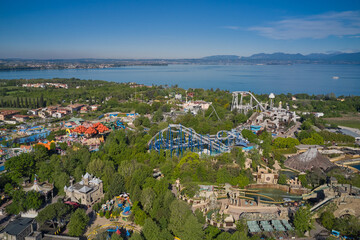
[250,188,302,202]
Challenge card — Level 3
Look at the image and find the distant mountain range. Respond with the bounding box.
[1,52,359,71]
[198,52,360,64]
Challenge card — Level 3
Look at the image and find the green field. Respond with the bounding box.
[324,115,360,130]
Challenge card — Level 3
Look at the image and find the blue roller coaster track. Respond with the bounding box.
[148,124,249,157]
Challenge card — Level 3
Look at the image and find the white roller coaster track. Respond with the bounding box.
[231,91,266,113]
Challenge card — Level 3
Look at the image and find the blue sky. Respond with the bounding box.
[0,0,359,58]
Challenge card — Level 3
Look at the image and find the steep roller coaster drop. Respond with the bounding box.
[148,124,249,157]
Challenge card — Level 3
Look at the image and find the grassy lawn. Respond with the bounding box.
[324,114,360,130]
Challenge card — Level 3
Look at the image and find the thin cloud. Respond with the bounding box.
[222,26,240,30]
[249,11,360,40]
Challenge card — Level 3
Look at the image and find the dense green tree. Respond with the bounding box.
[141,187,155,213]
[205,225,221,239]
[132,202,147,226]
[108,173,126,198]
[142,218,161,240]
[278,174,288,185]
[33,144,49,162]
[320,210,335,230]
[129,232,144,240]
[293,206,314,235]
[241,129,257,143]
[68,208,90,237]
[273,137,300,149]
[215,232,232,240]
[5,153,35,182]
[110,233,122,240]
[36,202,71,228]
[169,200,192,238]
[181,214,205,240]
[194,209,205,224]
[24,190,43,210]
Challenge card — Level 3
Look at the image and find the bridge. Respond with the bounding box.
[148,124,249,156]
[306,184,360,217]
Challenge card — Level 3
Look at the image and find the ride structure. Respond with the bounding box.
[231,91,266,114]
[148,124,249,157]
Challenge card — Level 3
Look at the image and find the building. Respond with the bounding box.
[27,109,40,116]
[56,108,71,115]
[0,217,36,240]
[253,166,279,184]
[64,173,104,206]
[67,104,85,113]
[90,105,101,111]
[314,112,324,117]
[285,147,335,172]
[20,145,33,153]
[182,101,212,114]
[52,112,64,119]
[174,94,182,101]
[12,115,30,122]
[80,106,89,113]
[0,110,20,121]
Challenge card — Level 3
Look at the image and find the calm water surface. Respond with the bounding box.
[0,64,359,95]
[352,164,360,170]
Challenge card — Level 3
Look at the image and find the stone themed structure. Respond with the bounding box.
[253,166,279,184]
[287,177,302,188]
[64,173,104,207]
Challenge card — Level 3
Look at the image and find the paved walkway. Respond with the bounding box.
[85,215,141,240]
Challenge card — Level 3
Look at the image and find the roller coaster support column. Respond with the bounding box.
[158,131,161,155]
[208,134,212,155]
[180,125,183,156]
[177,129,180,156]
[170,126,172,158]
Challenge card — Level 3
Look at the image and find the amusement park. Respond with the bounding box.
[1,83,360,240]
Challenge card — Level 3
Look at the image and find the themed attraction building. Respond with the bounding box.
[64,173,104,206]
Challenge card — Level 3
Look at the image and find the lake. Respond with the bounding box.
[0,64,359,95]
[351,164,360,170]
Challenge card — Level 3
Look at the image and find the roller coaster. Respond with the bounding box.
[148,124,249,156]
[231,91,266,114]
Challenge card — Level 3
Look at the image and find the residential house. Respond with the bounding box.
[45,106,59,115]
[20,145,33,153]
[52,112,64,119]
[90,105,100,111]
[314,112,324,118]
[175,94,182,101]
[27,109,40,116]
[67,104,85,113]
[57,108,71,115]
[80,106,89,113]
[0,110,20,121]
[12,115,29,122]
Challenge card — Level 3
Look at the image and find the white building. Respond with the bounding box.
[182,101,212,114]
[175,94,182,101]
[314,112,324,118]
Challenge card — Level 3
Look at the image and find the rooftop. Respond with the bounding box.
[1,217,33,236]
[285,148,335,172]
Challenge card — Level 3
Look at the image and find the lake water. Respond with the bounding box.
[351,164,360,170]
[0,64,359,95]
